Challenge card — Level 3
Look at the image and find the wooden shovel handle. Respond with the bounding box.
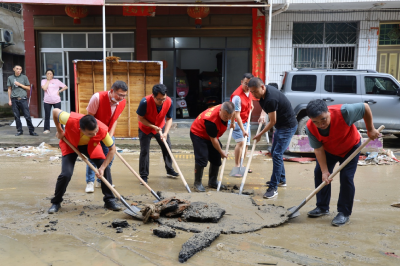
[115,152,153,192]
[305,125,385,203]
[217,128,233,190]
[239,122,263,194]
[240,108,253,161]
[161,137,190,188]
[62,137,122,200]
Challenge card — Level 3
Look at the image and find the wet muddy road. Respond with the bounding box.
[0,148,399,265]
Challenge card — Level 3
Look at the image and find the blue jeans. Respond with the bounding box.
[86,136,115,184]
[269,125,297,189]
[314,140,361,216]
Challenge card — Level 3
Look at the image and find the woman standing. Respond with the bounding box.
[41,69,68,134]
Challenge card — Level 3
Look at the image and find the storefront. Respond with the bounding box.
[21,3,256,119]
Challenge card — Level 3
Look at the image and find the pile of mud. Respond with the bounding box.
[126,191,289,234]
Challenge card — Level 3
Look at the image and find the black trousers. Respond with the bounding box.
[190,131,222,167]
[314,140,361,216]
[51,145,115,204]
[11,98,35,133]
[43,102,61,131]
[139,128,174,178]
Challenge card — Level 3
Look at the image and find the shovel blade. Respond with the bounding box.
[229,167,240,177]
[287,206,301,219]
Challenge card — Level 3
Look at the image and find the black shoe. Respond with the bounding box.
[15,131,23,136]
[307,207,330,217]
[140,176,148,186]
[30,132,38,136]
[104,200,122,211]
[48,203,61,214]
[266,180,287,187]
[167,171,179,179]
[263,187,278,199]
[331,212,350,226]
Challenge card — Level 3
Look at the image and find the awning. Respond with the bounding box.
[3,0,103,5]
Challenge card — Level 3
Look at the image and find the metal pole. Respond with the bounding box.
[265,2,272,84]
[102,3,107,91]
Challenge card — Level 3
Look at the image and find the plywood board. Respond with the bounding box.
[74,60,162,137]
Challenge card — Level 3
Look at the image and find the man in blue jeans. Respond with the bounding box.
[249,77,298,199]
[84,81,128,192]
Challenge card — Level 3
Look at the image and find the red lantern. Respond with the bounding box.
[65,5,88,25]
[187,6,210,28]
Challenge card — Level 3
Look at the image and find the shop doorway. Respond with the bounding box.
[151,36,251,119]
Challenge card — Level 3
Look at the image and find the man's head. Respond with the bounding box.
[110,80,128,103]
[13,65,23,76]
[241,73,254,93]
[152,84,168,107]
[306,99,331,130]
[79,115,99,138]
[219,102,235,122]
[248,77,266,99]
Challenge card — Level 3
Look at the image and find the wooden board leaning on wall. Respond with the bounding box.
[75,60,162,137]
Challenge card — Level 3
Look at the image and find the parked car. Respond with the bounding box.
[279,69,400,138]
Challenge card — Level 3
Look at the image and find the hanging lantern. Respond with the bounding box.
[187,3,210,29]
[65,5,88,25]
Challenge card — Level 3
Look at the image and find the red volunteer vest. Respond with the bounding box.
[307,105,360,157]
[190,105,227,140]
[230,85,252,123]
[59,112,109,159]
[94,91,126,130]
[138,95,172,135]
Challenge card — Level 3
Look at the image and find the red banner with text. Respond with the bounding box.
[123,6,156,17]
[252,8,265,82]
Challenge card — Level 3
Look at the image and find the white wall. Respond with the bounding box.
[268,10,400,88]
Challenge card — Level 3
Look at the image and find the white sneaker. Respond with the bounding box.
[95,181,101,188]
[85,182,94,193]
[43,130,50,134]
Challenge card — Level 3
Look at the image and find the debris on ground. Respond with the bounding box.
[391,203,400,208]
[112,219,129,228]
[181,202,225,223]
[178,230,221,263]
[116,227,123,233]
[358,150,399,166]
[153,226,176,238]
[140,197,190,223]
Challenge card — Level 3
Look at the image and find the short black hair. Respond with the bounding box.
[46,69,55,76]
[306,99,328,118]
[221,101,235,114]
[152,84,168,97]
[111,80,128,92]
[243,73,254,80]
[13,65,22,69]
[79,115,98,131]
[248,77,264,88]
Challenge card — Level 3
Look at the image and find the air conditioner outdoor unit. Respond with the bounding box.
[0,28,14,44]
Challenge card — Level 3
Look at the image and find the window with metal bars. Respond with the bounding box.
[293,22,358,69]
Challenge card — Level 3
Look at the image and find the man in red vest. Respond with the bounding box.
[85,81,128,193]
[190,102,235,192]
[229,73,254,173]
[48,108,121,214]
[137,84,178,183]
[305,99,379,226]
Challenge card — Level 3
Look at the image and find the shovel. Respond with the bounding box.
[62,137,141,216]
[217,128,233,191]
[287,125,385,219]
[230,109,253,177]
[238,122,263,195]
[115,152,161,202]
[161,136,192,193]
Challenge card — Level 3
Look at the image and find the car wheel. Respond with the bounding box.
[296,116,309,135]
